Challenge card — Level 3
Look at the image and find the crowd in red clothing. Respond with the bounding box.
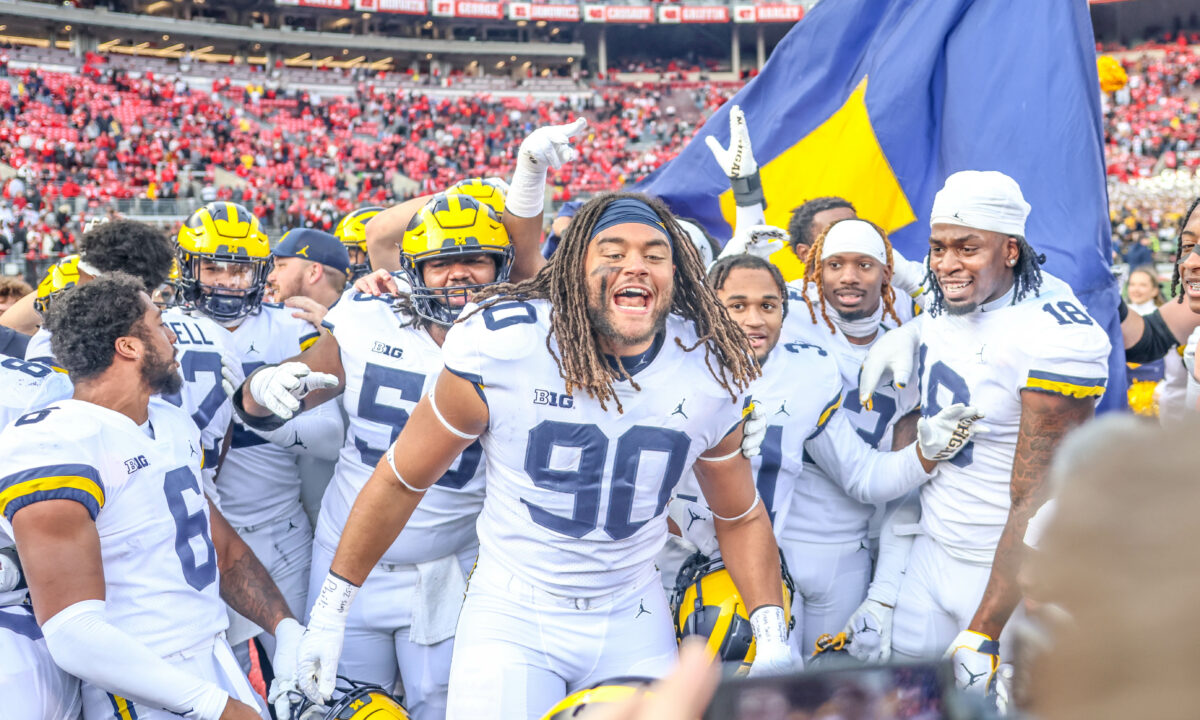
[0,51,737,261]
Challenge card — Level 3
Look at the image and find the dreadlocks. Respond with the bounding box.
[800,218,902,333]
[469,191,759,412]
[923,234,1046,316]
[1170,196,1200,302]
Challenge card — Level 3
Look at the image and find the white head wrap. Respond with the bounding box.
[929,170,1031,238]
[820,219,888,264]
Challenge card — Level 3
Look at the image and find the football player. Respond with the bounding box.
[234,194,511,719]
[335,207,385,283]
[675,253,983,658]
[176,203,344,668]
[291,192,793,719]
[0,274,303,720]
[783,218,924,660]
[18,228,242,501]
[858,171,1111,691]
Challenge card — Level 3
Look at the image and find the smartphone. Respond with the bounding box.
[703,660,974,720]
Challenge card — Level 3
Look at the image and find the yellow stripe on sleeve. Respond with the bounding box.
[0,475,105,518]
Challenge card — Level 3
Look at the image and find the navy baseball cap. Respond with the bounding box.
[274,229,351,276]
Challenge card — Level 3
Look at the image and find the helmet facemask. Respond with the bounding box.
[401,246,514,327]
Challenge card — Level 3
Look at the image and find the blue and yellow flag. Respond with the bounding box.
[638,0,1125,410]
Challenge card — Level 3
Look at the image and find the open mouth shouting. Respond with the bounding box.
[938,275,973,301]
[612,284,654,314]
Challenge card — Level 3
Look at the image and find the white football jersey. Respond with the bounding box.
[784,281,920,449]
[0,357,73,430]
[23,328,55,368]
[317,290,485,565]
[914,273,1110,563]
[0,398,228,655]
[442,300,747,597]
[212,304,324,528]
[161,307,243,480]
[781,283,922,544]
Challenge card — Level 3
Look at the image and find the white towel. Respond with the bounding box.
[410,553,468,646]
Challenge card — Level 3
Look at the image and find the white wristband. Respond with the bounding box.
[749,604,788,644]
[505,163,547,219]
[310,572,359,626]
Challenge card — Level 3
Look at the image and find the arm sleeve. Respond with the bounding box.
[1125,309,1178,364]
[42,599,230,720]
[867,491,921,605]
[803,410,931,504]
[248,397,344,461]
[733,202,766,237]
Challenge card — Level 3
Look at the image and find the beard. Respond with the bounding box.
[141,341,183,395]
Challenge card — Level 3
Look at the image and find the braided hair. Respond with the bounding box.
[707,253,789,319]
[1169,196,1200,302]
[468,192,759,412]
[800,218,902,333]
[923,233,1046,316]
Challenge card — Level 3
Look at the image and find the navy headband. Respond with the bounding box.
[590,198,671,245]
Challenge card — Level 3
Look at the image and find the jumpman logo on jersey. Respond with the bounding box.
[635,600,651,619]
[775,401,790,416]
[858,540,869,552]
[287,435,307,449]
[246,342,259,355]
[960,665,988,687]
[686,508,703,531]
[671,399,688,419]
[189,444,198,457]
[976,345,987,364]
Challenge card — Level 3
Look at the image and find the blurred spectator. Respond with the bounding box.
[0,275,31,313]
[1125,265,1164,314]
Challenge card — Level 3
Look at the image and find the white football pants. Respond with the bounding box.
[446,560,677,720]
[308,541,474,720]
[890,534,1019,660]
[780,538,871,659]
[229,504,313,660]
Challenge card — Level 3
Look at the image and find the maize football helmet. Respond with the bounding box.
[446,177,507,217]
[400,193,513,326]
[538,677,654,720]
[34,254,84,315]
[334,206,384,281]
[671,551,796,674]
[289,678,411,720]
[176,202,271,324]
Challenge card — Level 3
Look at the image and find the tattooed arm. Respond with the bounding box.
[967,391,1094,638]
[209,501,294,633]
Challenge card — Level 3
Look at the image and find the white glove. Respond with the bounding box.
[220,355,242,399]
[705,105,757,179]
[297,574,358,703]
[858,320,921,407]
[747,605,794,677]
[247,362,338,420]
[917,404,989,462]
[946,629,999,694]
[993,663,1015,715]
[741,403,768,458]
[667,496,719,557]
[840,599,893,663]
[268,618,305,720]
[0,548,20,593]
[506,117,589,218]
[719,225,788,262]
[888,247,929,299]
